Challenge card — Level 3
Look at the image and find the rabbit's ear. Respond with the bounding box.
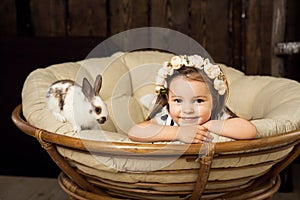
[82,78,94,101]
[94,74,102,94]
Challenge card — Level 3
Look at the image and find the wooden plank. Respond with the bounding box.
[150,0,190,53]
[275,42,300,56]
[190,0,205,47]
[149,0,169,51]
[68,0,107,37]
[150,0,168,28]
[16,0,33,36]
[30,0,66,36]
[285,0,300,41]
[189,0,216,57]
[109,0,149,51]
[169,0,189,33]
[244,0,260,74]
[244,0,274,75]
[283,0,300,82]
[230,0,245,71]
[0,0,17,36]
[204,0,231,64]
[271,0,286,77]
[109,0,148,35]
[190,0,231,64]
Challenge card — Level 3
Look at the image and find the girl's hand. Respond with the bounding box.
[177,125,214,143]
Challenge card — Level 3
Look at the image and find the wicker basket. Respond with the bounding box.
[11,51,300,199]
[12,104,300,199]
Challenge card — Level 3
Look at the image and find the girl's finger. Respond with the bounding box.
[197,125,208,132]
[195,132,213,142]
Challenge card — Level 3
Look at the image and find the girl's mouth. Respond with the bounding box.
[180,117,199,124]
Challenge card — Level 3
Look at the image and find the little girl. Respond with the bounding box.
[129,55,257,143]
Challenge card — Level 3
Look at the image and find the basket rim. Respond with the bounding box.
[12,104,300,156]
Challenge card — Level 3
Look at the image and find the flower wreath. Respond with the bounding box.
[155,55,227,95]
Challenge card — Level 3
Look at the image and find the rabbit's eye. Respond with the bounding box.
[95,107,102,114]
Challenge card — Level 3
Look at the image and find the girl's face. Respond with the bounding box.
[168,76,213,126]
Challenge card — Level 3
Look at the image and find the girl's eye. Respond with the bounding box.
[196,99,204,103]
[174,99,182,103]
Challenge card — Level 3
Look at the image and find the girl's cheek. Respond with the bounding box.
[170,105,180,113]
[198,107,212,117]
[169,104,182,117]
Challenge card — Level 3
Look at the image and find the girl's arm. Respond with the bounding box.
[128,120,178,142]
[128,120,212,143]
[203,118,257,139]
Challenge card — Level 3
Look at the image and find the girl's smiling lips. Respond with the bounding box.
[180,117,199,122]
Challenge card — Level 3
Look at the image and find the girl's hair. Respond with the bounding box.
[147,66,227,120]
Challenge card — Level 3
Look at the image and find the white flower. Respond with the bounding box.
[181,59,188,66]
[204,62,221,79]
[214,78,226,95]
[186,56,194,66]
[163,61,169,68]
[192,55,204,67]
[155,75,165,85]
[181,56,190,66]
[170,56,182,69]
[158,66,173,78]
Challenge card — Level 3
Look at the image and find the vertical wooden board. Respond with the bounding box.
[0,0,17,36]
[230,0,244,70]
[149,0,171,51]
[150,0,190,52]
[285,0,300,41]
[109,0,148,35]
[284,0,300,82]
[270,0,286,77]
[68,0,107,37]
[245,0,273,75]
[130,0,148,28]
[169,0,189,33]
[15,0,33,36]
[150,0,168,28]
[190,0,205,47]
[203,0,231,64]
[109,0,126,35]
[244,0,260,74]
[259,0,274,75]
[30,0,66,36]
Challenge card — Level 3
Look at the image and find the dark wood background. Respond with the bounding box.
[1,0,299,177]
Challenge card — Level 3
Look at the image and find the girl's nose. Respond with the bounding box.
[182,103,194,113]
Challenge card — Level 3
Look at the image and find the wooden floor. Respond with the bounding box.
[0,176,68,200]
[1,164,299,200]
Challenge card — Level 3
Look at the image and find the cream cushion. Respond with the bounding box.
[22,51,300,190]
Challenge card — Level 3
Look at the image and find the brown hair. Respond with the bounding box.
[147,67,227,120]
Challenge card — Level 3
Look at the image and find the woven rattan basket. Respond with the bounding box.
[12,104,300,199]
[11,51,300,199]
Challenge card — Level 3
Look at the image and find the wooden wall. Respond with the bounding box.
[2,0,299,76]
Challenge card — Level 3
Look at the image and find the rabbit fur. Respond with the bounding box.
[46,74,108,132]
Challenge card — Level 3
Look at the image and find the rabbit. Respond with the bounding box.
[46,74,108,132]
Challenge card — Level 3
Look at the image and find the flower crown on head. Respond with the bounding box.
[155,55,227,95]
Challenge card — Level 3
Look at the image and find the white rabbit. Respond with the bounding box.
[46,74,108,132]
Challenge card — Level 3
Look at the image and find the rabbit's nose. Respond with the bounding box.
[97,117,106,124]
